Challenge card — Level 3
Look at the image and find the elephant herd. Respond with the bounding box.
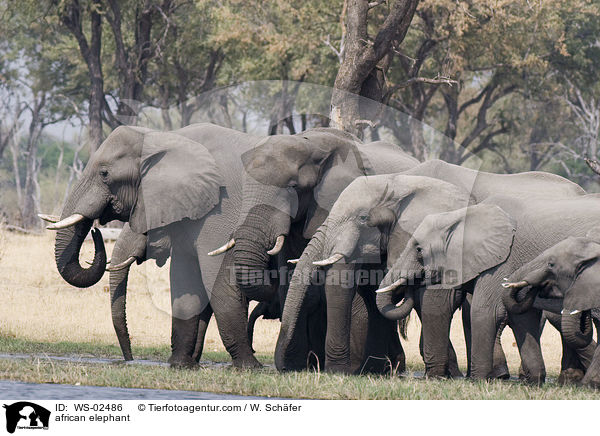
[41,123,600,389]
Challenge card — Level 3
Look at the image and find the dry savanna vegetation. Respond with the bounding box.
[2,230,599,399]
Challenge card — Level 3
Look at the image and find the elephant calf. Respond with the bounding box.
[503,228,600,388]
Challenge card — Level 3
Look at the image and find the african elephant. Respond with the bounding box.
[47,123,276,367]
[49,123,413,368]
[502,229,600,387]
[105,223,214,363]
[276,174,475,374]
[279,160,585,376]
[207,133,420,370]
[378,193,600,384]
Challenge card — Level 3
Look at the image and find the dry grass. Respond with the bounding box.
[0,230,565,376]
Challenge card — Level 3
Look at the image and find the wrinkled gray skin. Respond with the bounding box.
[55,123,315,368]
[382,193,600,385]
[55,123,410,369]
[110,224,266,362]
[276,174,475,374]
[108,224,211,363]
[281,160,585,377]
[503,231,600,387]
[232,134,419,371]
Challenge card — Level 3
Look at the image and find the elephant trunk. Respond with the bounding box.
[275,226,326,371]
[247,302,268,353]
[54,178,108,288]
[233,205,290,302]
[108,238,136,361]
[502,285,539,314]
[376,255,421,321]
[376,287,415,321]
[562,310,593,349]
[502,262,550,314]
[55,221,106,288]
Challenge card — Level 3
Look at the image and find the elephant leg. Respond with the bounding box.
[306,301,327,370]
[470,290,505,380]
[490,317,510,380]
[192,304,213,363]
[413,295,461,378]
[462,293,472,377]
[508,310,546,385]
[168,249,208,368]
[211,255,261,368]
[582,320,600,388]
[420,288,460,378]
[351,283,404,375]
[324,263,357,373]
[544,310,595,384]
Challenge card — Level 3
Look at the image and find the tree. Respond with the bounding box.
[330,0,420,136]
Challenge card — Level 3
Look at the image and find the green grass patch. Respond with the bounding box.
[1,335,599,399]
[1,358,599,399]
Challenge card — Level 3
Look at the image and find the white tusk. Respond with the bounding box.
[207,239,235,256]
[287,259,299,264]
[313,253,345,267]
[46,213,86,230]
[502,280,528,289]
[87,258,110,265]
[561,309,581,315]
[570,309,581,315]
[267,235,285,256]
[395,298,406,307]
[376,277,408,294]
[38,213,59,223]
[107,257,136,272]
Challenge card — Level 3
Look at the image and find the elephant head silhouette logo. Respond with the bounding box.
[3,402,50,433]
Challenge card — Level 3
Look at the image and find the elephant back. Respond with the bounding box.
[358,140,420,175]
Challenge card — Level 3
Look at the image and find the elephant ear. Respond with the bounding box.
[420,204,516,288]
[304,137,372,238]
[563,256,600,312]
[130,132,223,234]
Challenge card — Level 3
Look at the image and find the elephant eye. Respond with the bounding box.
[547,262,555,269]
[359,215,369,222]
[99,168,109,178]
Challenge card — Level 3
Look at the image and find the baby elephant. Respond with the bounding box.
[503,228,600,388]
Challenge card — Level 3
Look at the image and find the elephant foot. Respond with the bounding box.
[582,376,600,390]
[489,363,510,380]
[391,353,406,375]
[232,355,262,369]
[557,368,585,385]
[324,364,352,374]
[168,354,199,369]
[425,365,450,379]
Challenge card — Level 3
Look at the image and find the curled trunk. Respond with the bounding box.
[502,286,539,314]
[562,310,593,349]
[376,255,421,320]
[376,287,415,321]
[54,177,108,288]
[55,221,107,288]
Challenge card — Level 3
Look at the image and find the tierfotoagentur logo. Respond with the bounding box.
[3,402,50,434]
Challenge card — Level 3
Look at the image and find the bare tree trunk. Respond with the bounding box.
[58,0,105,154]
[10,136,22,220]
[330,0,419,136]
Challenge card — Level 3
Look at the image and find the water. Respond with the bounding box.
[0,380,281,400]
